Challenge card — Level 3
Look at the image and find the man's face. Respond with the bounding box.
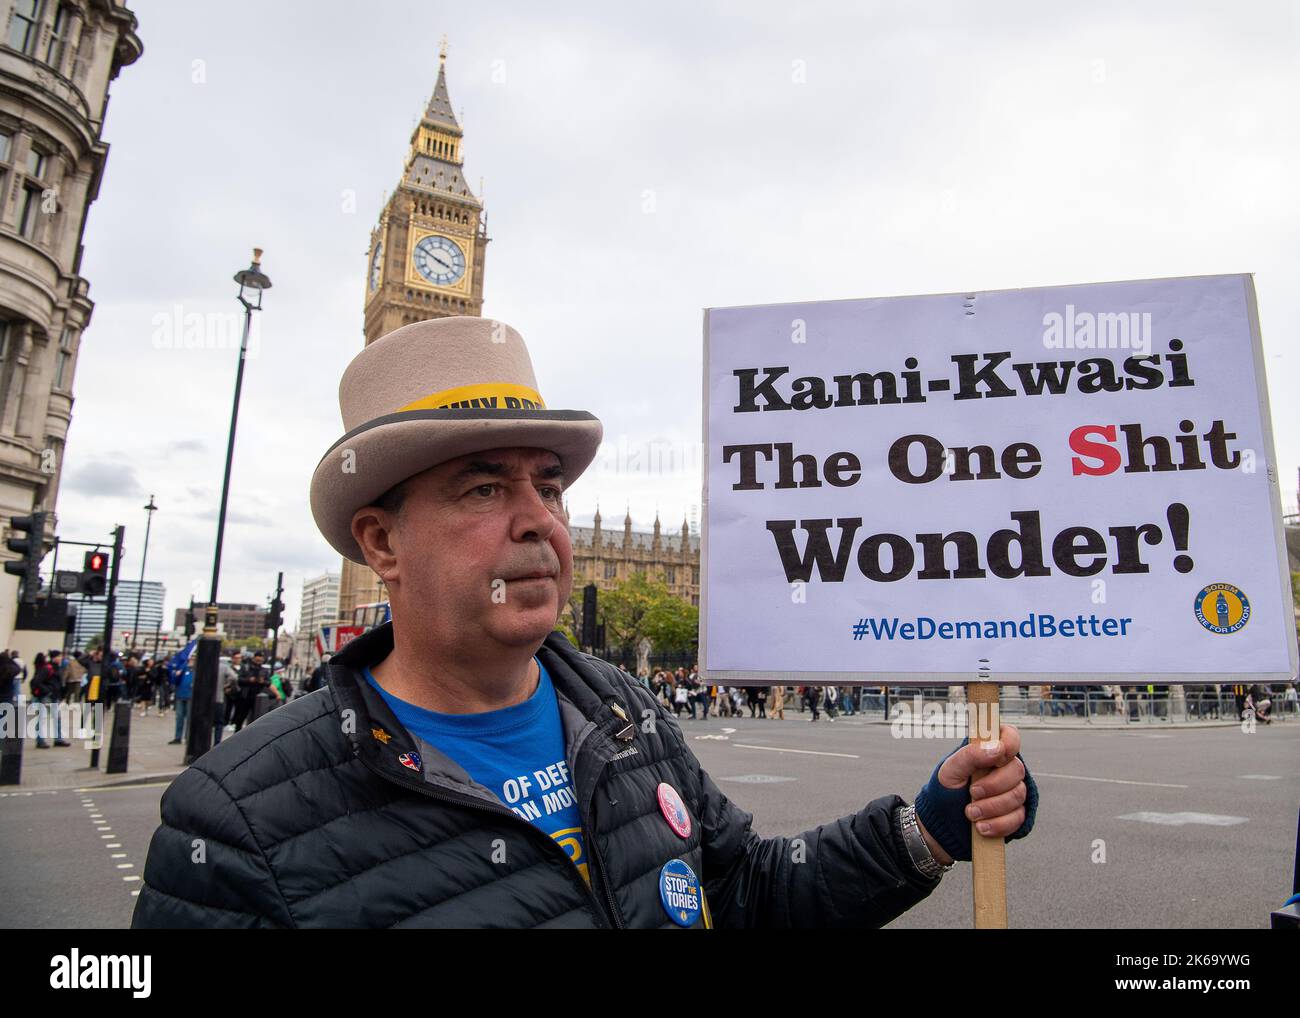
[371,446,572,652]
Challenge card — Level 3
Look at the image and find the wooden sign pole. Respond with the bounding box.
[967,681,1007,928]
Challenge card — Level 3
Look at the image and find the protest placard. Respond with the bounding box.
[702,274,1296,684]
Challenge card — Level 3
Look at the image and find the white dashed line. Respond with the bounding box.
[1033,771,1188,789]
[732,743,860,759]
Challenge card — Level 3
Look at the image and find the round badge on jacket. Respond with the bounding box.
[657,781,692,839]
[658,859,702,927]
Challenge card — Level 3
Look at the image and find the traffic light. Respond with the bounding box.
[79,549,109,596]
[265,595,284,634]
[183,599,196,638]
[5,512,47,604]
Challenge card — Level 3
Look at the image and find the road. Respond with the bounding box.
[0,712,1294,928]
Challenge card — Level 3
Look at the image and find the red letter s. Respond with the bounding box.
[1069,424,1120,476]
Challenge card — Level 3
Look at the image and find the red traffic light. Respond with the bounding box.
[80,549,110,596]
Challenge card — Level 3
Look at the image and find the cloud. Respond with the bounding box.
[63,462,143,498]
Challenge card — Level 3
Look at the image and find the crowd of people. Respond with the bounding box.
[644,667,873,722]
[635,666,1298,725]
[0,644,338,749]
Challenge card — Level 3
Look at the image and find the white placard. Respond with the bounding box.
[702,274,1296,684]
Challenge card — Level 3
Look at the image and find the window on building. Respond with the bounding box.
[46,4,69,67]
[691,567,699,584]
[26,147,46,180]
[54,326,74,388]
[665,566,676,585]
[0,321,9,362]
[18,184,42,238]
[7,0,40,55]
[7,1,41,54]
[604,562,617,580]
[0,132,11,163]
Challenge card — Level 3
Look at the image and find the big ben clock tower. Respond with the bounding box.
[339,40,490,621]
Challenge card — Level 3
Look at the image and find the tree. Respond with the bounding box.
[593,572,698,655]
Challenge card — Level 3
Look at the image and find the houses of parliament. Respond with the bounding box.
[336,45,700,623]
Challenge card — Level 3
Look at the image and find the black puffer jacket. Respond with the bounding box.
[132,625,941,928]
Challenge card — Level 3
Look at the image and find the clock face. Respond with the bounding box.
[412,234,466,287]
[369,241,383,292]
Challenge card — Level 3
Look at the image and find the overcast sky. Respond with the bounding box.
[58,0,1300,632]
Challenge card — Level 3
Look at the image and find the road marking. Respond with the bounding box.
[732,743,860,759]
[74,782,172,792]
[1239,774,1281,780]
[106,843,121,848]
[1118,811,1247,827]
[718,774,797,784]
[111,853,126,859]
[123,876,140,882]
[99,834,113,839]
[1034,771,1187,789]
[115,863,133,869]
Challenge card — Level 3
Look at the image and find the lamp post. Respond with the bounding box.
[188,248,271,765]
[130,495,158,653]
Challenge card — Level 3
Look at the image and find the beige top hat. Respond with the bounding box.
[310,316,603,563]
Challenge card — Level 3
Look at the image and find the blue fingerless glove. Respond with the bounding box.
[912,737,1039,863]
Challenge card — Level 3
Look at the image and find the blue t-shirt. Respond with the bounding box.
[364,659,589,884]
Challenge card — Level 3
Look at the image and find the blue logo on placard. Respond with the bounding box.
[658,859,702,928]
[1193,583,1250,635]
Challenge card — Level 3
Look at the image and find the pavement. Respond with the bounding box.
[4,703,198,790]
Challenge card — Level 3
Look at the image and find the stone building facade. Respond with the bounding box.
[0,0,141,644]
[570,509,700,606]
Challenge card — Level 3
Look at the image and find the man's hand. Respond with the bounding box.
[915,724,1029,867]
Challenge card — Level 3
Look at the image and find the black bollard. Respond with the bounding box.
[251,691,274,722]
[0,696,22,785]
[105,699,132,774]
[186,636,219,765]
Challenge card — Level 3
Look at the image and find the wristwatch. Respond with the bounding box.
[896,802,953,879]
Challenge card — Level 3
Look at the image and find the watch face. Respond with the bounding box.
[369,241,383,291]
[412,234,466,286]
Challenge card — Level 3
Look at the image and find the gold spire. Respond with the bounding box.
[439,34,448,62]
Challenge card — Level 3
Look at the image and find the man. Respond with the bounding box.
[134,317,1037,929]
[167,651,193,745]
[215,653,239,745]
[305,654,330,693]
[232,651,267,731]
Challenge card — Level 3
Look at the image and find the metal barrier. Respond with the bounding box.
[803,684,1299,724]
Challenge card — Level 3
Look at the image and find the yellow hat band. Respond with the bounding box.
[398,382,547,412]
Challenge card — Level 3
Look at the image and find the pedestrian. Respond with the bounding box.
[306,654,331,693]
[269,665,292,708]
[673,681,690,718]
[134,315,1038,929]
[31,652,69,746]
[233,651,268,731]
[1247,683,1272,724]
[0,650,19,703]
[168,651,193,745]
[805,685,821,721]
[216,653,239,745]
[769,684,785,719]
[135,658,156,716]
